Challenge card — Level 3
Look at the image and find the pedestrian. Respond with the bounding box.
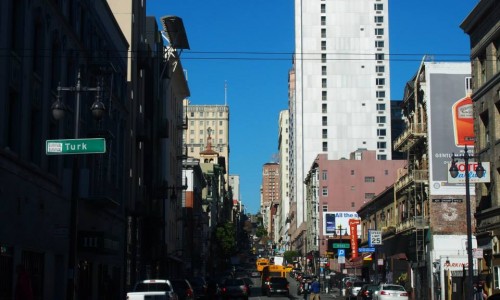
[310,276,321,300]
[14,264,34,300]
[303,278,311,300]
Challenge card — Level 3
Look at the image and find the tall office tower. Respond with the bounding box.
[184,99,230,180]
[278,110,291,249]
[291,0,391,233]
[261,163,281,240]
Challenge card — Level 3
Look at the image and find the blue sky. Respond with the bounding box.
[146,0,478,214]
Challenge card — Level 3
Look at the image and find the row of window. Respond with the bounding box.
[188,139,225,144]
[189,111,225,118]
[190,120,225,126]
[189,129,224,135]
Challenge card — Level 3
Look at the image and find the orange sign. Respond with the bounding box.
[349,219,360,259]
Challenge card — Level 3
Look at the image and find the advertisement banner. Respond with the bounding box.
[447,162,490,183]
[427,68,472,195]
[322,212,360,236]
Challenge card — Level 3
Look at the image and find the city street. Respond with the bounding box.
[248,276,343,300]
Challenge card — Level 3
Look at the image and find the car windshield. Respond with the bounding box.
[270,278,288,283]
[382,285,405,291]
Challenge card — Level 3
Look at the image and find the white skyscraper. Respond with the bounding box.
[291,0,391,236]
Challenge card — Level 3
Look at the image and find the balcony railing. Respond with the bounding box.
[393,123,426,151]
[395,169,429,192]
[395,216,429,233]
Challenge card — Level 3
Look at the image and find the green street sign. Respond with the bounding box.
[46,138,106,155]
[332,243,350,249]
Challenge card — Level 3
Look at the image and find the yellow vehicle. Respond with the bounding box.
[260,265,289,294]
[256,257,270,272]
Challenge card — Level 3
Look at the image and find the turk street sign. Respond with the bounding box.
[46,138,106,155]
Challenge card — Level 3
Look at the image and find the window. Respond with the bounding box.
[375,40,385,48]
[199,130,203,134]
[365,176,375,182]
[190,130,194,135]
[376,91,386,98]
[219,130,223,134]
[190,112,194,117]
[377,116,386,123]
[199,121,204,125]
[322,129,328,138]
[321,16,326,26]
[376,65,385,73]
[321,4,326,13]
[322,91,327,100]
[374,16,384,23]
[385,170,389,175]
[351,170,355,175]
[322,205,328,212]
[322,78,327,88]
[375,28,384,36]
[322,116,327,126]
[377,154,387,160]
[374,3,383,10]
[322,66,327,75]
[321,54,327,63]
[322,187,328,196]
[377,129,386,136]
[376,103,386,111]
[377,142,387,149]
[321,28,326,38]
[322,170,328,180]
[219,120,223,125]
[321,41,326,50]
[365,193,375,200]
[351,202,355,208]
[375,53,385,61]
[199,112,204,117]
[495,266,500,289]
[322,103,327,113]
[376,78,385,86]
[322,142,328,151]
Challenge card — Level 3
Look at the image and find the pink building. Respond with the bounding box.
[305,149,406,258]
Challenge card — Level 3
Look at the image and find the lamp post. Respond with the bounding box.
[333,225,348,274]
[448,145,485,299]
[51,71,105,300]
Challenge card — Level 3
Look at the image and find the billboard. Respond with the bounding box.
[427,64,473,195]
[322,211,361,237]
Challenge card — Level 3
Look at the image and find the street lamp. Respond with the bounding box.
[448,145,485,299]
[52,70,105,300]
[333,225,348,274]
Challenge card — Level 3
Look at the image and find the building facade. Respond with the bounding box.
[184,100,230,183]
[461,0,500,296]
[0,0,129,299]
[261,163,281,245]
[291,0,392,249]
[278,110,291,251]
[303,150,405,259]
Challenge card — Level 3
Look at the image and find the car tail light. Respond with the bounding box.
[363,290,369,296]
[380,290,390,295]
[186,288,194,297]
[242,285,248,293]
[287,284,289,289]
[221,287,227,293]
[401,292,408,296]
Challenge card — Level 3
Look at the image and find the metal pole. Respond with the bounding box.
[464,149,474,299]
[66,72,81,300]
[59,70,101,300]
[374,213,378,284]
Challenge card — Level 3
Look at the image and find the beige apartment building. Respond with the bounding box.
[184,99,230,178]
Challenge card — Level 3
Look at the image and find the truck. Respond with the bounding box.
[126,279,179,300]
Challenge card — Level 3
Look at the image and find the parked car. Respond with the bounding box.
[373,284,408,300]
[265,277,289,297]
[356,283,379,300]
[346,281,366,299]
[189,277,208,300]
[170,279,196,300]
[127,279,178,300]
[220,278,249,300]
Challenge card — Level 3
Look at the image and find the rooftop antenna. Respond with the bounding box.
[224,80,228,106]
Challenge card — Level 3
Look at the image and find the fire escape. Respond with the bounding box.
[393,68,429,266]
